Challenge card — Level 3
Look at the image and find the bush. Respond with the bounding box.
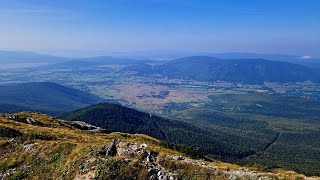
[0,126,23,138]
[158,141,204,159]
[22,132,57,141]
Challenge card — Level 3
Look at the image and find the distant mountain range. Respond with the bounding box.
[105,50,319,61]
[148,56,320,84]
[0,51,68,64]
[2,50,319,65]
[2,50,320,83]
[36,56,148,70]
[197,52,320,66]
[32,55,320,84]
[108,51,320,65]
[0,82,102,113]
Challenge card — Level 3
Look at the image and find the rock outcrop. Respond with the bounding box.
[104,139,118,156]
[1,112,318,180]
[91,140,319,180]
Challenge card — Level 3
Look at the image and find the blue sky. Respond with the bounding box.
[0,0,319,57]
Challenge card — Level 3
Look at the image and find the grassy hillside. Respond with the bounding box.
[0,112,317,179]
[0,82,102,113]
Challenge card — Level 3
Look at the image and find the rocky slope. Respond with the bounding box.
[0,112,319,180]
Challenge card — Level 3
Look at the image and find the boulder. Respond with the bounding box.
[104,139,117,156]
[146,150,159,163]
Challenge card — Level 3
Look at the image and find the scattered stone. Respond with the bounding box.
[140,143,148,149]
[26,118,36,124]
[149,174,158,180]
[6,115,19,120]
[116,141,149,157]
[86,157,97,164]
[74,170,96,180]
[146,151,159,163]
[1,168,17,179]
[2,138,315,180]
[62,120,99,130]
[23,143,38,152]
[173,156,184,160]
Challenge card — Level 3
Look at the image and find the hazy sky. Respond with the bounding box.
[0,0,319,57]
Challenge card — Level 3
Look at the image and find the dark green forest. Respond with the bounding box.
[0,82,102,113]
[61,102,320,176]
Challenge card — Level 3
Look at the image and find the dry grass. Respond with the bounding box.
[0,112,318,180]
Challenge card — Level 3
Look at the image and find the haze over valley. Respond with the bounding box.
[0,0,320,179]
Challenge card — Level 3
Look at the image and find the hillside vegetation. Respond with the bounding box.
[0,112,318,180]
[60,103,275,163]
[169,93,320,176]
[0,82,102,114]
[61,102,320,176]
[0,104,34,114]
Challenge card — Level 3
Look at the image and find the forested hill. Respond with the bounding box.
[0,82,102,113]
[149,56,320,83]
[61,103,173,140]
[60,103,212,142]
[0,104,33,114]
[60,103,275,163]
